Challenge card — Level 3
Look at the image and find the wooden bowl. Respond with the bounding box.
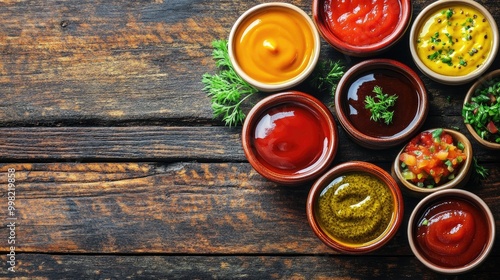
[228,2,320,92]
[334,59,428,149]
[392,128,473,197]
[463,69,500,149]
[408,189,495,274]
[312,0,412,57]
[241,91,338,185]
[409,0,499,85]
[306,161,404,254]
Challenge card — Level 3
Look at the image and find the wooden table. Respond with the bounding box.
[1,0,499,278]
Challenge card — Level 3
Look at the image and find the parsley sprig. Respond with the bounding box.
[364,86,398,125]
[202,39,345,127]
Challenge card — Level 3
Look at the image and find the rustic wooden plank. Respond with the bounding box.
[0,0,499,125]
[1,254,499,279]
[0,118,499,162]
[0,162,498,255]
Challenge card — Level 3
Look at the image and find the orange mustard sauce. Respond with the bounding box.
[233,6,316,84]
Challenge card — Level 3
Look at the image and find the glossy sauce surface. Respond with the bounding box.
[325,0,401,46]
[344,71,420,138]
[316,172,394,245]
[253,103,329,175]
[415,198,489,267]
[233,6,316,84]
[416,5,493,76]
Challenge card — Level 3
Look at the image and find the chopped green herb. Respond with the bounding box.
[364,86,398,125]
[473,157,489,179]
[432,128,444,140]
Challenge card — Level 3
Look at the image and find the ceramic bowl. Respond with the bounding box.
[409,0,499,85]
[306,161,404,254]
[463,69,500,149]
[312,0,412,57]
[241,91,338,185]
[228,2,320,92]
[408,189,495,274]
[334,59,428,149]
[392,128,473,197]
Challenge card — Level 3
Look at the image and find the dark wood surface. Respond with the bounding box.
[0,0,499,279]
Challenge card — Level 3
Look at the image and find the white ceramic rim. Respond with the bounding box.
[409,0,499,85]
[228,2,321,92]
[407,189,496,274]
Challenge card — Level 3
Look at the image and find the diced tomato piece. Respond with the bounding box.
[486,121,498,134]
[441,133,453,144]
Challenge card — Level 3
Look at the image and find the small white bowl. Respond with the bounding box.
[228,3,320,92]
[409,0,499,85]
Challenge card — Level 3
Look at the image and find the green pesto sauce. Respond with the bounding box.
[316,172,394,245]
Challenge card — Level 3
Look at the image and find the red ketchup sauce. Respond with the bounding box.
[325,0,401,46]
[253,103,329,175]
[415,198,489,268]
[344,70,420,138]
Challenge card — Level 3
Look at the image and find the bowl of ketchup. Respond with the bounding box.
[242,91,338,185]
[312,0,412,57]
[408,189,495,275]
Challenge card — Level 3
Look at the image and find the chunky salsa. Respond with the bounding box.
[399,129,467,188]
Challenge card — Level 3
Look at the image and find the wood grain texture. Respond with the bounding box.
[0,0,499,278]
[0,162,498,255]
[2,254,500,279]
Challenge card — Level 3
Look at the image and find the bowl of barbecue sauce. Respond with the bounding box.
[334,59,428,149]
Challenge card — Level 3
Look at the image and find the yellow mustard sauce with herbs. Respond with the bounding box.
[316,172,394,245]
[416,6,493,76]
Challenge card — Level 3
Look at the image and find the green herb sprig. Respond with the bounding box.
[202,40,258,127]
[310,60,345,96]
[202,39,345,127]
[364,86,398,125]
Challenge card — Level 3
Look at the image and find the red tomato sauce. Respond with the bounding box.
[253,103,329,174]
[415,198,489,267]
[325,0,401,46]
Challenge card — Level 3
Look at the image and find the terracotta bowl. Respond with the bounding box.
[409,0,499,85]
[228,2,320,92]
[408,189,495,274]
[306,161,404,254]
[312,0,412,57]
[392,128,473,197]
[463,69,500,149]
[241,91,338,185]
[334,59,428,149]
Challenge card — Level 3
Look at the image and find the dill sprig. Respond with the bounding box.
[202,40,258,127]
[364,86,398,125]
[202,39,346,127]
[310,60,345,96]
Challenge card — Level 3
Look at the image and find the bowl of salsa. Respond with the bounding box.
[462,69,500,150]
[228,2,320,92]
[409,0,499,85]
[334,59,428,149]
[306,161,404,254]
[312,0,412,57]
[392,128,473,197]
[241,91,338,185]
[408,189,495,274]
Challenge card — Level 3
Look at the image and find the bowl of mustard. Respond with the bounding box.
[409,0,499,85]
[228,2,321,92]
[306,161,404,254]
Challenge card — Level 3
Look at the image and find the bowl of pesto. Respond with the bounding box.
[306,161,404,254]
[409,0,499,85]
